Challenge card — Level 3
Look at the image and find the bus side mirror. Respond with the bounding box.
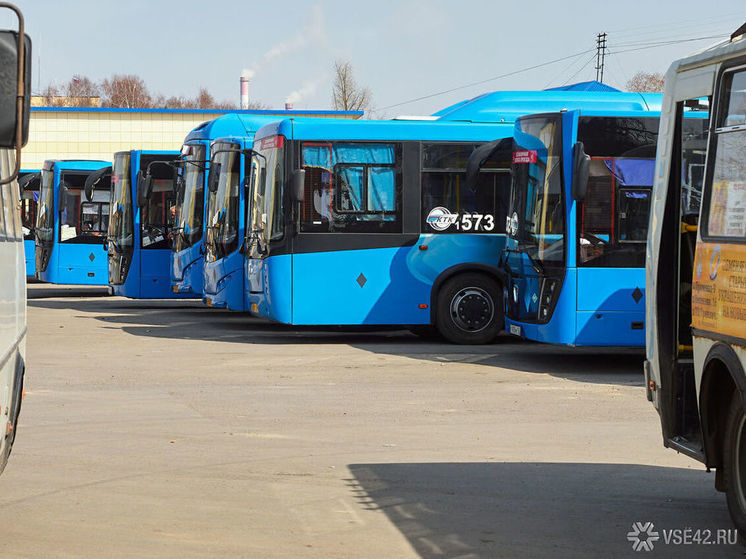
[208,163,221,193]
[571,141,591,201]
[18,171,39,190]
[290,169,306,203]
[0,29,31,150]
[465,137,514,192]
[136,170,153,208]
[84,166,112,202]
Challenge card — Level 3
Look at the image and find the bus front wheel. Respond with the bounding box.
[723,394,746,536]
[436,273,503,345]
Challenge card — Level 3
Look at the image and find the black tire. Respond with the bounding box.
[435,273,503,345]
[723,394,746,536]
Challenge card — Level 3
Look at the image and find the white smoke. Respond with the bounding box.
[241,69,255,80]
[244,5,326,78]
[286,74,329,106]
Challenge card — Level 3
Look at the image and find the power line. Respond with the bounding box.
[544,50,591,89]
[378,48,594,111]
[562,53,598,86]
[380,31,731,112]
[606,12,744,38]
[608,34,727,56]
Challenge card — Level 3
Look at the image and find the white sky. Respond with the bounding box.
[6,0,746,117]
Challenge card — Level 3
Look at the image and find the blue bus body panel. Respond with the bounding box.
[251,234,507,326]
[204,251,244,310]
[247,254,293,324]
[24,240,34,276]
[172,241,204,294]
[41,242,108,284]
[574,267,646,346]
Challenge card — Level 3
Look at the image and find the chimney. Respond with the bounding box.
[285,102,293,110]
[240,75,249,110]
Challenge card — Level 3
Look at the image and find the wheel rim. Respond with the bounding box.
[736,412,746,512]
[449,287,494,333]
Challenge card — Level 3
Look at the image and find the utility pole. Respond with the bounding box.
[595,32,607,83]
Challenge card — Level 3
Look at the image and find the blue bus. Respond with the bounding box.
[173,112,352,299]
[172,114,286,298]
[244,118,520,343]
[18,169,39,277]
[35,159,112,285]
[93,150,189,298]
[485,108,707,346]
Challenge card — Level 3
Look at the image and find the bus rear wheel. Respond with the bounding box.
[723,394,746,536]
[436,273,503,345]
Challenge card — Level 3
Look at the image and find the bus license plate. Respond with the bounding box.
[509,324,521,336]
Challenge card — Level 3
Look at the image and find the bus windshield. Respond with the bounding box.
[508,115,564,269]
[139,154,177,250]
[36,169,54,244]
[174,144,206,252]
[205,145,240,260]
[109,152,134,254]
[59,171,109,243]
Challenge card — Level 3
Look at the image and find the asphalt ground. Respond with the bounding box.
[0,284,742,558]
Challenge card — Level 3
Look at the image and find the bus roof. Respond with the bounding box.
[253,118,515,143]
[183,114,284,144]
[42,160,111,172]
[433,90,663,122]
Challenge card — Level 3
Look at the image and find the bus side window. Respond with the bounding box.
[704,69,746,239]
[421,142,510,234]
[301,142,400,233]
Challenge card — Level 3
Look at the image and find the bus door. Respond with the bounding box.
[137,152,179,296]
[246,138,293,323]
[573,115,659,346]
[291,141,407,325]
[58,170,109,283]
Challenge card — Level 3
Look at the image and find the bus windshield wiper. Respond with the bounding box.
[521,241,545,276]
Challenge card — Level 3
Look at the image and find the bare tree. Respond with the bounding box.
[64,75,100,106]
[332,60,371,112]
[626,71,665,93]
[101,74,153,108]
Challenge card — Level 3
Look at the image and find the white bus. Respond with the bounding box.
[646,23,746,533]
[0,2,31,473]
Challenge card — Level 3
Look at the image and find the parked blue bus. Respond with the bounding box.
[18,169,39,277]
[173,113,352,299]
[244,118,522,343]
[90,150,190,298]
[482,108,707,346]
[171,114,277,310]
[35,160,111,285]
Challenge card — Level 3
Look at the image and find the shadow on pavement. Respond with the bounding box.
[28,294,645,386]
[347,462,741,558]
[27,285,111,299]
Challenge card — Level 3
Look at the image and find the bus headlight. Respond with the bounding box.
[538,279,558,322]
[512,284,519,305]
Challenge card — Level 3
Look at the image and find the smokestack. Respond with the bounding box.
[240,76,249,110]
[285,102,293,110]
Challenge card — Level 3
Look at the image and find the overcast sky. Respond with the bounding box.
[5,1,745,116]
